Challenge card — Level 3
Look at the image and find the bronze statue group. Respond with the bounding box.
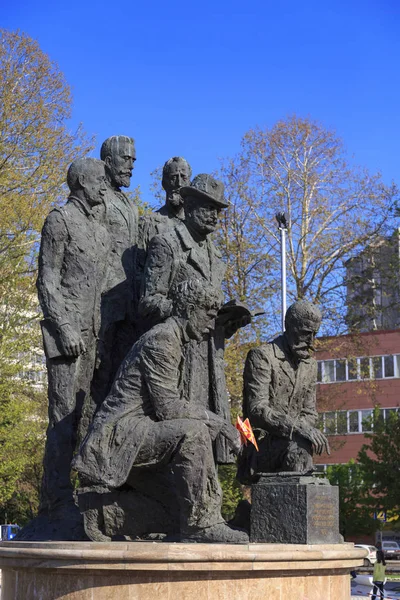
[22,135,329,543]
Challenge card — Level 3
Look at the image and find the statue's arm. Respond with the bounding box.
[299,360,319,428]
[244,347,294,437]
[37,210,86,357]
[138,235,174,322]
[243,347,273,429]
[296,360,330,455]
[37,211,69,327]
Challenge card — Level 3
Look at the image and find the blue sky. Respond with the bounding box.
[3,0,400,206]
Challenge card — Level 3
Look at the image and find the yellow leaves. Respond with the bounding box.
[0,29,93,259]
[0,30,93,513]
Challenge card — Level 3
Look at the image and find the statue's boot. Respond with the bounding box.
[181,522,249,544]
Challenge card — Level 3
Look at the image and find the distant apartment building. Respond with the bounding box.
[346,228,400,331]
[314,328,400,471]
[17,350,47,390]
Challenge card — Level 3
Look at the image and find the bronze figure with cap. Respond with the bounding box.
[139,174,249,464]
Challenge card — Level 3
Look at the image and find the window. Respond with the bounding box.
[317,354,400,384]
[361,410,373,432]
[396,356,400,377]
[384,355,395,378]
[385,408,399,422]
[22,370,36,381]
[323,361,335,383]
[360,357,371,379]
[349,411,359,433]
[337,412,347,434]
[372,357,383,379]
[317,361,322,383]
[348,358,358,381]
[319,407,399,435]
[336,359,346,381]
[374,409,385,428]
[317,413,324,431]
[325,412,336,434]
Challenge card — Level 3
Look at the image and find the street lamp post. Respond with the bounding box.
[276,212,288,333]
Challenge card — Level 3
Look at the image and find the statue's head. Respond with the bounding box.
[162,157,192,209]
[67,158,107,206]
[180,174,228,236]
[171,279,222,341]
[100,135,136,189]
[284,300,322,361]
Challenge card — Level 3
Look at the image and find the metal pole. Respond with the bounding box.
[276,212,288,334]
[281,227,287,333]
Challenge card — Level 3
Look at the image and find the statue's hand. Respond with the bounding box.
[185,408,225,440]
[58,323,86,358]
[188,409,241,454]
[299,426,330,456]
[267,412,296,437]
[220,422,241,455]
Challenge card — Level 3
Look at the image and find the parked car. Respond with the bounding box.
[382,541,400,560]
[354,544,377,566]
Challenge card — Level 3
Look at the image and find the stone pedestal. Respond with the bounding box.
[251,475,341,544]
[0,541,365,600]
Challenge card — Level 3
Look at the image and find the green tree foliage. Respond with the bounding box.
[0,389,47,524]
[0,27,93,339]
[326,461,378,539]
[325,411,400,539]
[0,29,93,521]
[218,465,243,521]
[357,409,400,515]
[0,29,93,268]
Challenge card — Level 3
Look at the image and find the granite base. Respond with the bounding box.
[0,541,366,600]
[250,475,341,544]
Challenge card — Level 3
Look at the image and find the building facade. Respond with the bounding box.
[315,328,400,469]
[346,228,400,332]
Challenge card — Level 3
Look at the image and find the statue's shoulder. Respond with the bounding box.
[42,204,70,237]
[140,211,167,239]
[142,318,181,352]
[247,335,286,364]
[149,222,181,250]
[45,203,67,220]
[246,343,273,364]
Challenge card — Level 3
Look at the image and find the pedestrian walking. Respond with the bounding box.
[371,547,386,600]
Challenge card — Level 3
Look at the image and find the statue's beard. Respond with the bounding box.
[167,191,183,209]
[84,187,104,206]
[114,173,131,188]
[290,344,312,360]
